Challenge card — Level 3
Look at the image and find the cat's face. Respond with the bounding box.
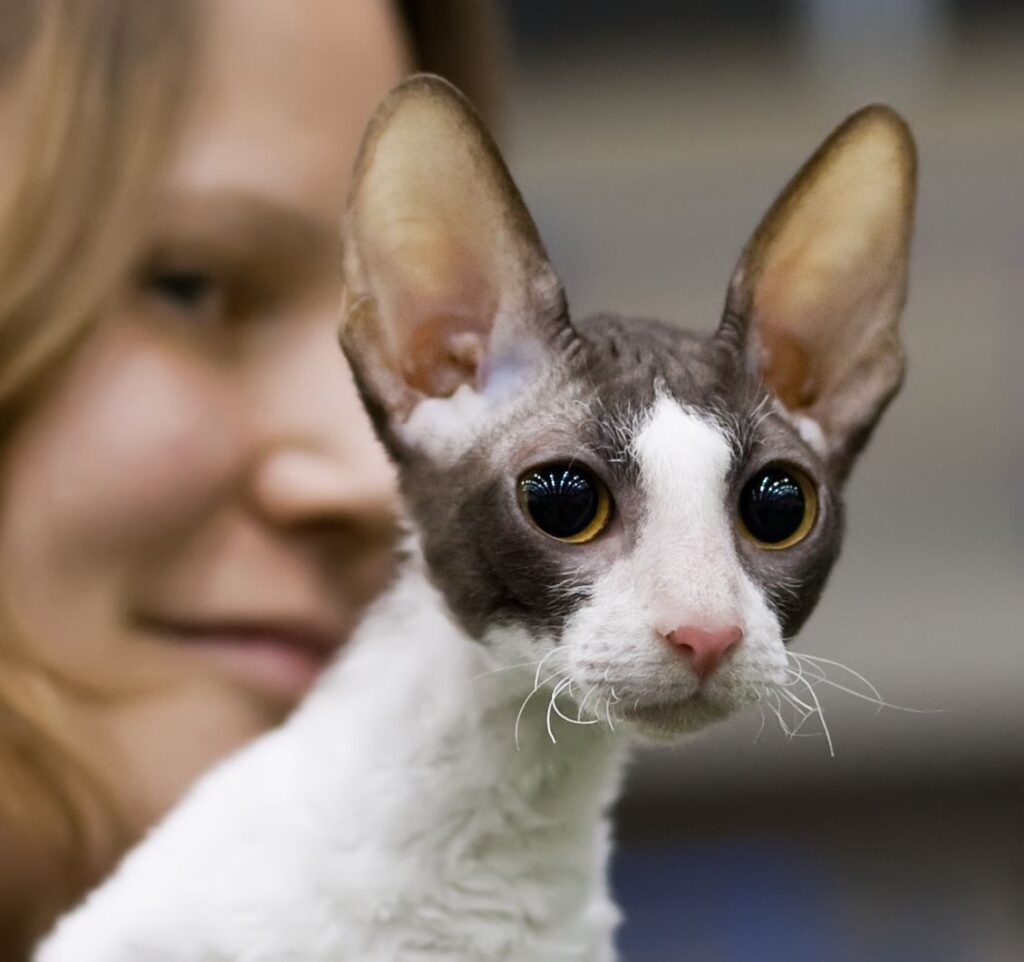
[341,76,916,738]
[393,316,842,736]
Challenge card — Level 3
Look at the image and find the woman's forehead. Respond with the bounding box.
[164,0,409,220]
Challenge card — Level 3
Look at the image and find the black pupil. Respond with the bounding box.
[521,466,599,539]
[150,271,212,310]
[740,468,806,544]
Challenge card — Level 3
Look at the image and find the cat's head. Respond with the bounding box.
[341,75,916,738]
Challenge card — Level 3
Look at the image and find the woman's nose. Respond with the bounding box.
[249,446,397,531]
[243,311,399,533]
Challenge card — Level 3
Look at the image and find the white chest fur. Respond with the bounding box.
[36,560,626,962]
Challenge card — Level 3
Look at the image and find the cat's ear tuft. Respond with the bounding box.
[719,105,917,480]
[341,74,569,429]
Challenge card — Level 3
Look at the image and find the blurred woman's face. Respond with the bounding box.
[0,0,406,832]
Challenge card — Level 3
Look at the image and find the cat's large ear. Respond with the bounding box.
[340,74,571,437]
[718,105,917,481]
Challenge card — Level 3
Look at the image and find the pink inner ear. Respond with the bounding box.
[758,322,816,411]
[386,251,498,398]
[401,312,491,398]
[732,107,914,451]
[344,77,564,409]
[754,248,891,423]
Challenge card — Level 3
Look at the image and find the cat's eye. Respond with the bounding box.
[737,464,817,549]
[518,463,612,544]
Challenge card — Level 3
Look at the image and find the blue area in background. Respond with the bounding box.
[612,842,964,962]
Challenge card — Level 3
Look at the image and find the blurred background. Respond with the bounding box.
[494,1,1024,960]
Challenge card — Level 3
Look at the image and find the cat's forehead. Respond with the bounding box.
[549,313,772,463]
[577,314,716,394]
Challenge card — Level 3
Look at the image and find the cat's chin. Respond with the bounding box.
[621,692,742,741]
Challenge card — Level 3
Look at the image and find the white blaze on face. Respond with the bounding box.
[562,396,786,722]
[633,396,741,630]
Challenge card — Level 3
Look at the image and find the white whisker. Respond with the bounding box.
[790,652,884,704]
[533,648,561,691]
[514,652,564,751]
[605,698,616,732]
[753,697,768,743]
[551,677,599,727]
[764,690,792,736]
[796,675,834,757]
[545,675,570,744]
[787,651,943,715]
[775,679,817,716]
[470,658,545,682]
[575,684,598,722]
[776,688,817,736]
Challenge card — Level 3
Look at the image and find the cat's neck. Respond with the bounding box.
[284,544,625,956]
[293,542,625,820]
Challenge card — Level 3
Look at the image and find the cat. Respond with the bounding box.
[36,74,916,962]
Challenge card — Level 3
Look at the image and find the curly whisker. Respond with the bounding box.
[514,651,564,751]
[551,677,599,728]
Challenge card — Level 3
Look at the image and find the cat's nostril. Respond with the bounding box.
[665,624,743,681]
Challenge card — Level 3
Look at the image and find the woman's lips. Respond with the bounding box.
[138,616,343,704]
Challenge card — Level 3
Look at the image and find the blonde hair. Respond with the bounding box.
[0,1,197,953]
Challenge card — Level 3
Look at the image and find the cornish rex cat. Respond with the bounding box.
[37,75,917,961]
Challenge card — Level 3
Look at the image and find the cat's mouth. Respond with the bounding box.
[620,691,739,738]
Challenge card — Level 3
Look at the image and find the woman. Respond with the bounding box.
[0,1,500,956]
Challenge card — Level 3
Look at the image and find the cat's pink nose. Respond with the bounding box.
[665,624,743,681]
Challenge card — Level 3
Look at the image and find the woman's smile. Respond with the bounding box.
[134,611,346,703]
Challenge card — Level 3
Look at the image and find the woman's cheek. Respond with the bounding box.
[9,326,244,564]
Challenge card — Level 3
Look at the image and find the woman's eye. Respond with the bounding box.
[146,270,222,315]
[518,463,612,544]
[737,465,818,549]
